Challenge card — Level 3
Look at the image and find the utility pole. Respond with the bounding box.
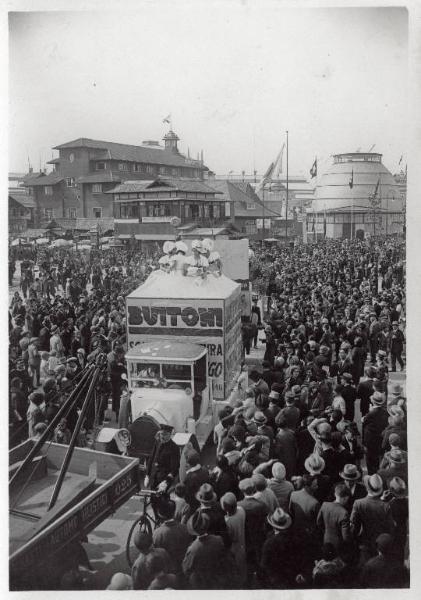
[285,130,289,240]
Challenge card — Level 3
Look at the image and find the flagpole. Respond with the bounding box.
[285,130,289,241]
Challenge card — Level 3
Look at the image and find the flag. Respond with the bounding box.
[255,162,274,193]
[349,169,354,189]
[162,114,171,124]
[312,211,316,234]
[370,178,381,206]
[399,155,403,165]
[310,158,317,179]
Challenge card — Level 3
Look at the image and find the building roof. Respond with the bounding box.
[53,137,208,170]
[210,179,281,218]
[9,193,36,209]
[24,173,65,187]
[108,178,222,195]
[126,340,206,362]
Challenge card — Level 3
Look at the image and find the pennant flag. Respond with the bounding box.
[255,162,275,193]
[162,114,171,124]
[349,169,354,189]
[310,158,317,179]
[312,211,316,233]
[398,155,403,165]
[369,178,381,206]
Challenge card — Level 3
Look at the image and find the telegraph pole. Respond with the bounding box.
[285,130,289,240]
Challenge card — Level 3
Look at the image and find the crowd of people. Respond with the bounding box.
[8,235,408,590]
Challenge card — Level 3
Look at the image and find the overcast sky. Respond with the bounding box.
[8,4,408,177]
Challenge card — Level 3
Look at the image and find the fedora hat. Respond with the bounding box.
[391,383,403,396]
[253,411,267,425]
[377,350,387,358]
[388,405,404,419]
[196,483,217,505]
[317,422,332,441]
[304,453,325,475]
[187,512,210,537]
[267,508,292,531]
[268,390,280,401]
[370,391,385,407]
[340,464,361,481]
[389,476,407,497]
[388,449,406,465]
[341,373,353,383]
[364,473,383,496]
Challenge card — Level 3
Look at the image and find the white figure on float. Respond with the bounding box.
[172,240,189,274]
[208,251,222,277]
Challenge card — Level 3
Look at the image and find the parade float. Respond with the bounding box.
[123,238,243,455]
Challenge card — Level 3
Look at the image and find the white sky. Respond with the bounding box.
[8,3,408,176]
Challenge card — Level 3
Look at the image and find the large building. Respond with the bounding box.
[306,152,404,240]
[23,130,208,232]
[108,177,234,249]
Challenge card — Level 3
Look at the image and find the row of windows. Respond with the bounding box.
[95,161,200,177]
[11,208,27,217]
[63,208,77,219]
[115,202,225,220]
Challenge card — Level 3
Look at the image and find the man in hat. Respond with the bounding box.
[273,415,297,479]
[339,464,367,511]
[377,449,408,487]
[107,344,126,416]
[276,391,300,431]
[260,508,298,588]
[316,482,352,551]
[182,450,211,511]
[387,383,406,410]
[50,324,64,358]
[359,533,408,587]
[182,512,230,589]
[238,478,268,583]
[152,498,192,576]
[362,391,389,474]
[340,373,357,422]
[289,473,321,570]
[350,474,395,560]
[145,424,180,493]
[194,482,230,548]
[389,321,405,372]
[27,336,41,387]
[356,366,376,417]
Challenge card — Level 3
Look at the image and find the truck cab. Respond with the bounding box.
[123,340,220,457]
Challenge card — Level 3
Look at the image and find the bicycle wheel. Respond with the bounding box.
[126,515,153,568]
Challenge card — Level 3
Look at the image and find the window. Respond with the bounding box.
[225,202,231,217]
[133,164,142,172]
[92,183,102,194]
[93,207,102,218]
[70,208,77,218]
[96,162,106,170]
[172,168,179,176]
[118,163,128,171]
[44,186,53,195]
[44,208,55,220]
[146,165,154,174]
[159,166,166,175]
[28,187,34,195]
[246,203,256,210]
[66,177,75,187]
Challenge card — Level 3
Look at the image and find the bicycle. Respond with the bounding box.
[125,489,163,568]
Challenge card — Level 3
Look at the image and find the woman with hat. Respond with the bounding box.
[259,507,297,588]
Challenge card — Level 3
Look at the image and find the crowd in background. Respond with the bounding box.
[8,236,408,589]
